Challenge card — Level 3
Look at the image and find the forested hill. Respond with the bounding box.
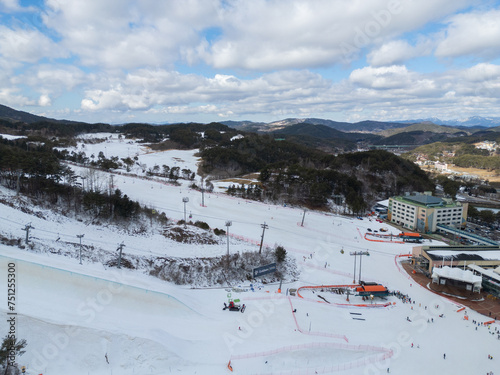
[0,105,437,213]
[0,104,83,125]
[200,132,434,211]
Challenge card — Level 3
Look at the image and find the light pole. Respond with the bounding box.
[182,197,189,228]
[77,234,84,264]
[226,221,232,268]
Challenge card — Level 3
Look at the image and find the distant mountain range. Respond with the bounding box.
[221,118,416,133]
[392,116,500,128]
[1,103,499,131]
[222,116,500,133]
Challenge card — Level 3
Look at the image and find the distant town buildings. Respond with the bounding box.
[475,140,497,152]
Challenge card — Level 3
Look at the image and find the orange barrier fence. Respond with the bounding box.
[296,284,360,298]
[364,233,405,244]
[229,341,394,374]
[393,254,412,280]
[288,297,349,342]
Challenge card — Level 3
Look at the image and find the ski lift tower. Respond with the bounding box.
[350,251,370,284]
[182,197,189,228]
[77,234,84,264]
[225,220,232,269]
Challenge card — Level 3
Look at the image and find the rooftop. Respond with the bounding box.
[432,266,482,284]
[467,264,500,283]
[392,193,463,208]
[426,248,500,262]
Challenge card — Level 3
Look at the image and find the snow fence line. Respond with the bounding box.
[288,297,349,342]
[229,341,393,375]
[301,262,353,279]
[393,254,412,281]
[364,232,405,244]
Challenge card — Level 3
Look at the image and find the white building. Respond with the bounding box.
[388,192,468,233]
[432,266,482,292]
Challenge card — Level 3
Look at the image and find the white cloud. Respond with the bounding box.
[38,94,52,107]
[5,0,500,123]
[463,62,500,82]
[0,26,66,63]
[196,0,472,70]
[436,8,500,59]
[15,65,87,93]
[0,87,34,108]
[73,61,500,123]
[367,38,433,66]
[0,0,36,12]
[0,0,20,11]
[42,0,220,69]
[34,0,473,71]
[79,68,330,112]
[349,65,415,89]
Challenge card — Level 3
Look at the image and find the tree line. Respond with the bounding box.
[199,131,435,213]
[0,137,160,222]
[1,119,438,215]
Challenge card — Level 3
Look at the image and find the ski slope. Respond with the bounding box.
[1,135,499,375]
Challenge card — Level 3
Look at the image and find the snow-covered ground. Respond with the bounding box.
[1,134,499,375]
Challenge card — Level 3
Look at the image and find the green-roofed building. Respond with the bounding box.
[388,192,468,233]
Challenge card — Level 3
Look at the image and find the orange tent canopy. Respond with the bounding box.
[400,232,421,237]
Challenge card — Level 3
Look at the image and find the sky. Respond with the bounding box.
[1,0,500,124]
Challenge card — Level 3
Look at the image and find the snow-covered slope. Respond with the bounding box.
[1,134,498,375]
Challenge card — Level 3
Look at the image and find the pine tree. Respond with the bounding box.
[0,335,27,374]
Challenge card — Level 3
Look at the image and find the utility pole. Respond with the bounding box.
[259,222,269,255]
[301,209,307,227]
[23,223,33,244]
[16,170,22,195]
[225,221,232,269]
[350,251,370,284]
[182,197,189,228]
[80,176,86,192]
[201,177,205,207]
[77,234,84,265]
[117,242,125,269]
[109,174,114,195]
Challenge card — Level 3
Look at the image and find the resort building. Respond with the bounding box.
[388,192,468,233]
[412,245,500,274]
[432,266,482,293]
